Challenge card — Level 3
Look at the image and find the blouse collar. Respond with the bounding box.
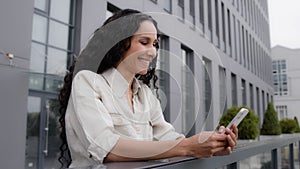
[101,68,141,97]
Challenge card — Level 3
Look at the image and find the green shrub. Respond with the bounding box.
[280,118,298,133]
[294,116,300,133]
[219,106,259,140]
[260,103,282,135]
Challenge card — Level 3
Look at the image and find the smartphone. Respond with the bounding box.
[221,108,249,134]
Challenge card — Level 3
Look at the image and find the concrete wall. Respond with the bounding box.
[0,0,34,168]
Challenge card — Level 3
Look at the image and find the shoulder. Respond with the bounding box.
[72,70,106,87]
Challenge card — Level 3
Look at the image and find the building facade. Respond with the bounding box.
[272,45,300,121]
[0,0,273,168]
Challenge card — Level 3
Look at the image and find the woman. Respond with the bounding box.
[58,9,238,168]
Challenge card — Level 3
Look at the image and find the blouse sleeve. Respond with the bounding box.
[68,70,120,163]
[148,89,185,141]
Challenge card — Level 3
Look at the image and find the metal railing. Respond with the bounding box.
[72,134,300,169]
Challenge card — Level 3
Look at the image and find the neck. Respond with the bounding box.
[116,66,135,85]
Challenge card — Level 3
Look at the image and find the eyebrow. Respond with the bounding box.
[138,36,158,43]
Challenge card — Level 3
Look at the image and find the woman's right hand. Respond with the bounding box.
[179,131,231,158]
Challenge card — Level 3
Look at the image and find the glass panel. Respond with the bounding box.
[49,20,69,49]
[46,47,67,75]
[32,14,47,43]
[29,73,45,91]
[162,0,171,12]
[239,151,272,169]
[30,42,46,73]
[106,10,113,19]
[25,96,41,169]
[44,99,62,169]
[34,0,47,12]
[45,74,64,93]
[281,145,290,169]
[50,0,71,23]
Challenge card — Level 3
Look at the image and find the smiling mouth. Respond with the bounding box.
[138,57,151,65]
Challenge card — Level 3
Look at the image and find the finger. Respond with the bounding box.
[214,146,232,156]
[231,124,239,138]
[218,126,225,133]
[226,136,236,147]
[225,127,237,141]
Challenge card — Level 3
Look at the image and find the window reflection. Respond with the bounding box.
[47,47,67,75]
[49,20,69,49]
[34,0,47,12]
[25,96,41,169]
[30,42,46,73]
[50,0,71,23]
[32,14,47,43]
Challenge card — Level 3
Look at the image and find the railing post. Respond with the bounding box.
[298,141,300,169]
[227,162,238,169]
[289,143,294,169]
[271,149,278,169]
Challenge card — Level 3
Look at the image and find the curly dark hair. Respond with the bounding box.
[58,9,160,168]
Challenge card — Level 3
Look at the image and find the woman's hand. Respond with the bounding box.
[180,125,238,158]
[213,125,238,156]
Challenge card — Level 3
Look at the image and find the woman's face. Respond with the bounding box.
[117,20,158,76]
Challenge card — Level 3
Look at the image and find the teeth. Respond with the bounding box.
[139,58,150,64]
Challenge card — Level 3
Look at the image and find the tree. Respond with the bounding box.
[293,116,300,133]
[280,118,297,133]
[260,103,281,135]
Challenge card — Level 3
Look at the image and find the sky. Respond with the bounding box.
[268,0,300,49]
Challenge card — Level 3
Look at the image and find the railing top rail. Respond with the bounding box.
[70,134,300,169]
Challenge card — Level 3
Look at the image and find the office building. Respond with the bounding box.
[0,0,273,168]
[272,45,300,121]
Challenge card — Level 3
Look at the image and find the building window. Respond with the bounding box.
[241,79,246,105]
[157,35,170,121]
[231,73,237,106]
[106,3,120,19]
[199,0,204,32]
[249,83,254,109]
[29,0,76,93]
[242,26,246,67]
[262,90,265,111]
[221,2,226,52]
[256,87,260,117]
[181,45,195,136]
[219,66,226,113]
[276,105,288,120]
[189,0,195,25]
[207,0,212,32]
[150,0,157,4]
[227,9,232,56]
[178,0,184,20]
[233,14,237,61]
[162,0,172,13]
[203,57,212,121]
[215,0,220,46]
[272,60,288,96]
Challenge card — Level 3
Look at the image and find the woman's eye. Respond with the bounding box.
[140,41,148,45]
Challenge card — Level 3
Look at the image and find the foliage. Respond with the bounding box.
[294,116,300,133]
[280,118,298,133]
[219,106,259,140]
[260,161,271,169]
[260,103,282,135]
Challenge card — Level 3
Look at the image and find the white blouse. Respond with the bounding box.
[65,68,183,167]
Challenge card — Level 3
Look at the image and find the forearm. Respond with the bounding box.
[104,137,187,162]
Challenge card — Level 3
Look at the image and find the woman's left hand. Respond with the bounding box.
[213,125,238,156]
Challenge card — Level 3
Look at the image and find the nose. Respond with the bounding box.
[146,47,157,59]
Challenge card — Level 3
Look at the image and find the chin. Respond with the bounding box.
[138,69,148,75]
